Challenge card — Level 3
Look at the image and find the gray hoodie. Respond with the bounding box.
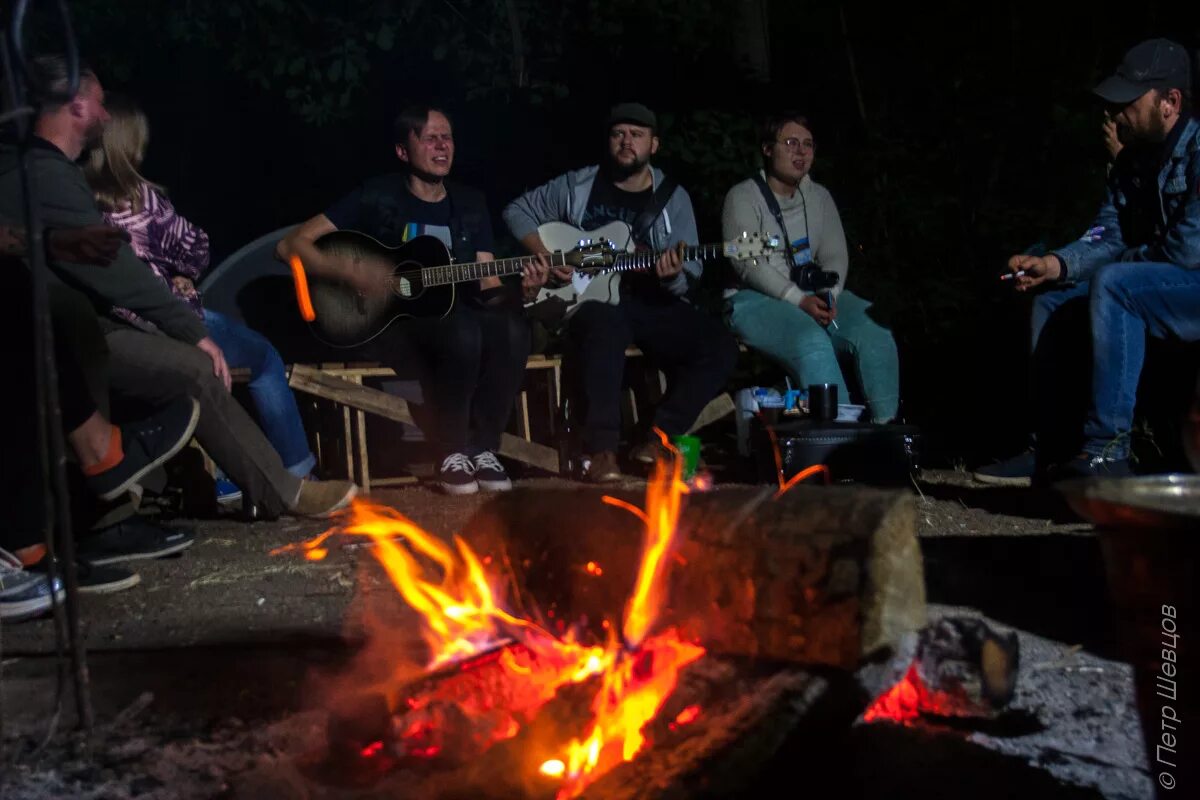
[0,141,207,344]
[502,164,701,300]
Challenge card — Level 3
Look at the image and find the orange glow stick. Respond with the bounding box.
[289,254,316,322]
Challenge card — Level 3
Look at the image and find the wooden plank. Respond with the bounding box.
[289,364,417,427]
[498,432,560,473]
[289,365,560,474]
[370,476,421,487]
[516,390,531,442]
[687,392,736,434]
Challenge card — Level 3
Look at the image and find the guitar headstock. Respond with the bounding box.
[724,231,782,263]
[560,240,616,271]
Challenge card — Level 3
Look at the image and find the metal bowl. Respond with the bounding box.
[1056,473,1200,529]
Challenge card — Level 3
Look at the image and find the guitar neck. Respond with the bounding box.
[606,243,724,273]
[419,253,565,287]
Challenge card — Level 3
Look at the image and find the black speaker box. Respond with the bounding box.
[753,419,922,486]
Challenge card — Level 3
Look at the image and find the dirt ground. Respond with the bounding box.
[0,470,1158,799]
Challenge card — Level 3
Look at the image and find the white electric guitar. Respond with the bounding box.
[529,221,780,308]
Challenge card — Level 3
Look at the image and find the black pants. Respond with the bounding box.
[368,302,531,459]
[567,293,739,454]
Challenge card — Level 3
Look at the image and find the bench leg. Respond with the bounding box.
[352,376,371,493]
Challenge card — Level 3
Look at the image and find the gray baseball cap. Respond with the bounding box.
[1094,38,1191,105]
[607,102,657,130]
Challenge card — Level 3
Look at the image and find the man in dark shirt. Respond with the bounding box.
[503,103,739,482]
[279,106,547,494]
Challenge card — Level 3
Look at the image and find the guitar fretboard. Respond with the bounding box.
[604,244,725,272]
[410,254,563,288]
[395,243,730,288]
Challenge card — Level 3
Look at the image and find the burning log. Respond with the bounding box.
[460,485,925,669]
[863,617,1020,724]
[310,655,832,800]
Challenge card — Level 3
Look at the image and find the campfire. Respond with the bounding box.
[271,434,931,798]
[278,436,706,797]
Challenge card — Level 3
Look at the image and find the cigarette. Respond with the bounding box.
[824,290,840,330]
[1000,270,1027,281]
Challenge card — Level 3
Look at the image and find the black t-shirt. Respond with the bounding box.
[324,173,509,306]
[580,179,653,246]
[324,173,495,254]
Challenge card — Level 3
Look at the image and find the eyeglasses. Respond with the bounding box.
[775,137,814,153]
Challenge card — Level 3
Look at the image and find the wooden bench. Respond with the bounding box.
[231,346,736,492]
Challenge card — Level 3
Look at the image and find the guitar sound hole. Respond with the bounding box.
[395,276,413,298]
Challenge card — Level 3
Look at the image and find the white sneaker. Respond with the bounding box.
[472,451,512,492]
[438,453,478,495]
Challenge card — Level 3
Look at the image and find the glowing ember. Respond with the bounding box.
[862,660,989,723]
[280,427,705,796]
[672,704,701,727]
[862,664,925,723]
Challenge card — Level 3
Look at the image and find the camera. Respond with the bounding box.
[796,263,840,292]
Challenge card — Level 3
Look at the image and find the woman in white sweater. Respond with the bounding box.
[722,113,899,423]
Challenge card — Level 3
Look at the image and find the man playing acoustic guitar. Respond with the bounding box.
[278,106,548,494]
[503,103,739,482]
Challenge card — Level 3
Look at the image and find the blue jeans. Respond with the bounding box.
[1032,263,1200,460]
[203,309,315,476]
[726,289,900,423]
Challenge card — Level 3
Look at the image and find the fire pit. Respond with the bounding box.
[256,444,927,798]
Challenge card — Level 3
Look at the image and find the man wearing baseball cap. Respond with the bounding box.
[976,38,1200,484]
[503,102,738,482]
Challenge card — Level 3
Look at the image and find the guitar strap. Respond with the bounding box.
[441,181,478,265]
[751,173,796,266]
[630,174,679,245]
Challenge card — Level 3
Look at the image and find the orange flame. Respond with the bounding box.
[547,429,704,798]
[621,430,687,649]
[279,428,704,796]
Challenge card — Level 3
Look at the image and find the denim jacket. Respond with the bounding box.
[1053,116,1200,282]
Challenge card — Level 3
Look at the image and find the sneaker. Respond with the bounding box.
[472,451,512,492]
[215,478,243,505]
[972,450,1036,487]
[288,479,358,518]
[29,559,141,595]
[582,451,622,484]
[629,437,670,466]
[75,517,196,566]
[75,561,141,594]
[437,453,478,495]
[1047,452,1135,483]
[87,396,201,501]
[0,548,64,621]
